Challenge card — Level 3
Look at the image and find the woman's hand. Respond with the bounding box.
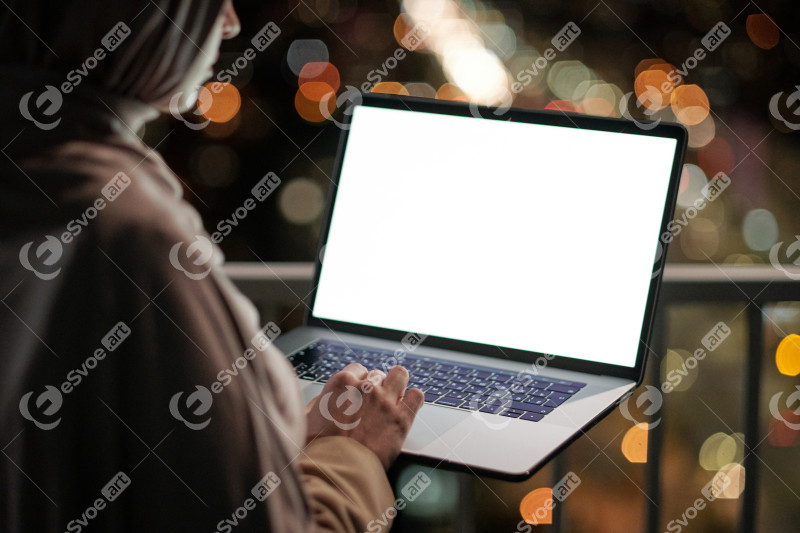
[305,363,425,470]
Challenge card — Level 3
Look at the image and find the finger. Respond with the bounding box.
[383,365,410,396]
[401,387,425,417]
[305,395,320,415]
[337,362,368,380]
[366,369,386,386]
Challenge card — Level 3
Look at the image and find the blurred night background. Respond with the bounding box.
[141,0,800,531]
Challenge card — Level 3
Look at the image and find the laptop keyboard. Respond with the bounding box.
[287,340,586,423]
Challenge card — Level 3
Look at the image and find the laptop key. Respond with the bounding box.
[548,384,580,395]
[424,392,442,403]
[520,412,544,422]
[500,409,524,418]
[521,405,553,415]
[479,404,504,414]
[445,390,469,400]
[435,397,464,408]
[523,397,546,406]
[544,398,567,408]
[550,392,571,403]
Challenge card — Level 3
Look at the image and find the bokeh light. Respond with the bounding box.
[278,178,325,225]
[520,488,552,525]
[717,463,746,499]
[671,84,710,126]
[295,82,336,122]
[634,67,672,112]
[677,164,708,207]
[697,137,735,178]
[621,423,649,463]
[660,349,697,391]
[746,14,780,50]
[371,81,410,95]
[405,82,437,98]
[287,39,330,76]
[443,47,510,104]
[199,83,241,123]
[742,208,779,251]
[435,83,467,101]
[769,408,800,447]
[686,113,716,149]
[548,61,591,101]
[680,217,720,260]
[699,432,741,471]
[776,334,800,376]
[299,62,341,92]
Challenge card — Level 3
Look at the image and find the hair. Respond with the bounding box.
[0,0,226,103]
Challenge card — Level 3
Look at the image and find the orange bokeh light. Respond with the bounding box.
[634,68,672,112]
[520,488,553,525]
[578,97,615,117]
[393,13,425,50]
[634,58,676,80]
[671,84,710,125]
[299,62,340,92]
[199,82,241,123]
[776,334,800,376]
[436,83,467,101]
[371,82,410,95]
[746,14,780,50]
[295,83,336,123]
[621,423,649,463]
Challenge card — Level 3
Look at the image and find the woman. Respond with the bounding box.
[0,1,423,531]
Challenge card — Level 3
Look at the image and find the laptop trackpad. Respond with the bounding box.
[404,405,465,449]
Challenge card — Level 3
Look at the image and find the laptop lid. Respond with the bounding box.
[306,94,687,384]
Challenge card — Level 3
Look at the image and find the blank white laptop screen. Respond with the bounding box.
[312,105,677,367]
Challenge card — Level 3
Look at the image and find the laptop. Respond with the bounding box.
[274,93,687,480]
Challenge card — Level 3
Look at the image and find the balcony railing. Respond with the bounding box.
[225,262,800,533]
